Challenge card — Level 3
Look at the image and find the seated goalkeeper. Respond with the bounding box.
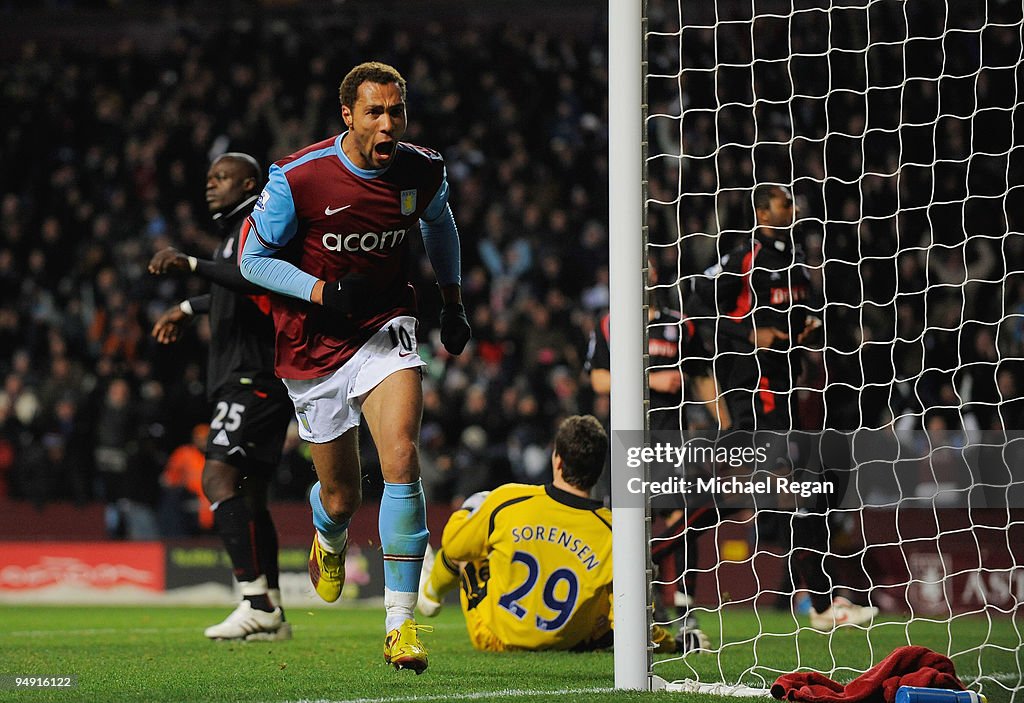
[417,414,706,654]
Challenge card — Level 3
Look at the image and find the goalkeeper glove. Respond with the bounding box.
[440,302,472,355]
[321,274,370,315]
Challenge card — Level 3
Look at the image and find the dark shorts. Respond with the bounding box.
[205,380,293,473]
[717,351,793,432]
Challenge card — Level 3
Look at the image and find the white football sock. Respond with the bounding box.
[239,575,269,597]
[384,588,417,632]
[317,528,348,555]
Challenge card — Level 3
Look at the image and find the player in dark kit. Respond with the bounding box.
[150,152,294,641]
[586,308,714,433]
[691,184,818,432]
[240,62,471,673]
[586,261,725,635]
[586,259,726,432]
[689,183,877,630]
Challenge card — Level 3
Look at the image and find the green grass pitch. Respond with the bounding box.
[0,605,1017,702]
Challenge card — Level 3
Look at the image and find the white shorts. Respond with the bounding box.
[283,316,426,443]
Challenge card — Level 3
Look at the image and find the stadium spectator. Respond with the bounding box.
[159,422,210,537]
[0,13,610,512]
[416,414,707,653]
[44,395,92,505]
[239,61,472,673]
[0,4,1017,532]
[93,377,146,537]
[149,152,294,642]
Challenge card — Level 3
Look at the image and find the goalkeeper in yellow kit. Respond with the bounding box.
[418,415,707,653]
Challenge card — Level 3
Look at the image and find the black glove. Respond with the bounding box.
[440,302,472,355]
[321,274,370,315]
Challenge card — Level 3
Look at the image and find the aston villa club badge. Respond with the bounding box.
[400,189,417,215]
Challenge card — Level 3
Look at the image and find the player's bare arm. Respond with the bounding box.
[797,316,823,346]
[689,373,731,430]
[151,307,188,345]
[151,294,209,345]
[750,325,790,349]
[309,279,325,305]
[590,368,611,394]
[148,247,192,274]
[648,370,683,394]
[751,318,821,348]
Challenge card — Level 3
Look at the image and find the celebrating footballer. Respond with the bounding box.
[240,61,472,674]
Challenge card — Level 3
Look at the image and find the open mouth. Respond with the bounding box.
[374,141,396,159]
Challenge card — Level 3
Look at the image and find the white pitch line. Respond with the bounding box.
[289,687,615,703]
[4,627,199,638]
[966,672,1022,684]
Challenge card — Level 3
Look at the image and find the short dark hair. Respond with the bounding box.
[215,152,262,185]
[339,61,407,108]
[753,184,790,212]
[554,415,608,491]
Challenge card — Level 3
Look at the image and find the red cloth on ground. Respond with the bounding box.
[771,645,966,703]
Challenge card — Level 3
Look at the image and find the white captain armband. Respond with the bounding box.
[460,491,490,515]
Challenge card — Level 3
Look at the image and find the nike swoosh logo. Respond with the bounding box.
[324,205,351,216]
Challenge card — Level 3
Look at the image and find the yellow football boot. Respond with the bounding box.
[383,619,433,674]
[307,536,346,603]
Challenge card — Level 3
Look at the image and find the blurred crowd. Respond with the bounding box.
[646,0,1024,435]
[0,6,610,530]
[1,2,1022,537]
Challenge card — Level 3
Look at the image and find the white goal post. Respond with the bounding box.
[610,0,1024,697]
[608,0,650,691]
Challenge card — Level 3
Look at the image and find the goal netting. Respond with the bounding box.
[636,0,1024,698]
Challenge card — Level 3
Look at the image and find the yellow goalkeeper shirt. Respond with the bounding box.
[442,483,614,651]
